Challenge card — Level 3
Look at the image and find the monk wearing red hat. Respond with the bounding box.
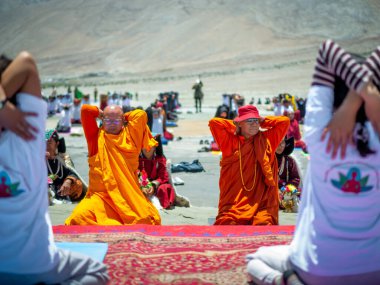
[209,105,289,225]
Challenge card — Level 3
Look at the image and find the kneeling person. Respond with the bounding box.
[65,104,161,225]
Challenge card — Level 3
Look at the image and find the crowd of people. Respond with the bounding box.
[1,39,380,284]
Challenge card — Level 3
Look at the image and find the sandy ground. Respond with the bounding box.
[47,100,306,226]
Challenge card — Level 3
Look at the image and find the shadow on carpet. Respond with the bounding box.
[53,225,294,285]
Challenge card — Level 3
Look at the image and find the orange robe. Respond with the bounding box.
[65,105,161,225]
[209,116,290,225]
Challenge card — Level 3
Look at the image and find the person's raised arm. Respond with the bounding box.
[0,52,40,140]
[361,81,380,135]
[209,117,236,156]
[260,116,290,158]
[312,40,373,158]
[81,105,100,157]
[321,89,363,159]
[363,47,380,135]
[125,109,157,152]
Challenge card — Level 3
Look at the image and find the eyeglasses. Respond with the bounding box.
[244,118,260,124]
[103,118,123,125]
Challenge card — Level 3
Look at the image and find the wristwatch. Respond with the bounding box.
[0,97,8,110]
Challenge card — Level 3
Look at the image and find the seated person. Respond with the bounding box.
[246,40,380,285]
[209,105,290,225]
[147,106,174,143]
[138,134,176,209]
[99,94,108,110]
[215,104,235,120]
[276,136,301,190]
[45,129,86,203]
[82,93,91,105]
[0,52,108,284]
[71,98,82,124]
[47,95,57,116]
[275,136,301,212]
[284,110,307,153]
[65,104,161,225]
[56,103,72,133]
[272,96,282,115]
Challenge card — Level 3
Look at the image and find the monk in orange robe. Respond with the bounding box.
[209,105,289,225]
[65,105,161,225]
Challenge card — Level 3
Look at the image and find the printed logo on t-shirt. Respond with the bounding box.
[330,166,374,194]
[0,171,25,198]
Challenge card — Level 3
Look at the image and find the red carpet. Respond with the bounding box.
[53,225,294,285]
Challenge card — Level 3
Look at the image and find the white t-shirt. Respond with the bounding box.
[0,94,59,274]
[290,86,380,276]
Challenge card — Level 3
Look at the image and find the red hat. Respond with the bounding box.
[156,102,164,108]
[234,105,262,122]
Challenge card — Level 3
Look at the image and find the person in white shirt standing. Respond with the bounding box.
[246,40,380,285]
[0,51,109,285]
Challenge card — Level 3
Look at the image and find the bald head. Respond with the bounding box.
[102,105,124,135]
[104,105,123,117]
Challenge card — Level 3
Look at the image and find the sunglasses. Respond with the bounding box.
[103,118,123,125]
[244,118,260,124]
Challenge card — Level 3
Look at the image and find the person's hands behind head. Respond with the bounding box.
[321,89,362,159]
[361,81,380,136]
[0,98,38,140]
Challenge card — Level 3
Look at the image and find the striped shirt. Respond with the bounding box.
[364,46,380,89]
[312,40,372,93]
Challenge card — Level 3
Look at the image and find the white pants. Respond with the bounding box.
[0,248,109,285]
[246,245,380,285]
[246,245,291,285]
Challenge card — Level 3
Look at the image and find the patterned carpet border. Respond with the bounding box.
[53,225,295,237]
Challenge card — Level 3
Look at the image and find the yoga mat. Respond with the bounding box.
[56,242,108,262]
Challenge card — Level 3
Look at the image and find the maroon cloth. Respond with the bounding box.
[277,155,301,189]
[287,119,301,141]
[294,110,301,122]
[139,155,175,209]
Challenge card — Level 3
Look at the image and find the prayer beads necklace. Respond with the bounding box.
[278,156,289,182]
[47,158,64,179]
[238,141,257,192]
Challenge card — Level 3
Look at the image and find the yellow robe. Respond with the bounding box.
[65,106,161,225]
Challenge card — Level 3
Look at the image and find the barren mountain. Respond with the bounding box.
[0,0,379,98]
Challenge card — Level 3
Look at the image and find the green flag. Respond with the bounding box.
[74,87,83,99]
